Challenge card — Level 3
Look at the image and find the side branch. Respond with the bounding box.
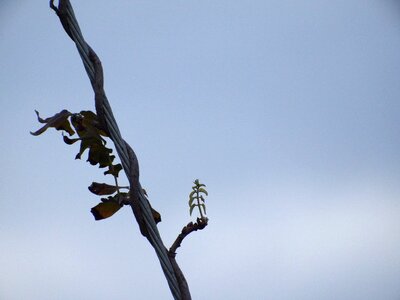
[169,217,208,257]
[167,218,208,300]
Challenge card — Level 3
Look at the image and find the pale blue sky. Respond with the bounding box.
[1,1,400,299]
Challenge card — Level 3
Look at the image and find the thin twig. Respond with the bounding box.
[169,217,209,257]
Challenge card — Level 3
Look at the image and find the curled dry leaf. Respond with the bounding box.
[30,110,74,136]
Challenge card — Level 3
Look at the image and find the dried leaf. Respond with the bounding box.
[91,202,122,220]
[79,110,108,137]
[63,135,80,145]
[87,143,112,167]
[31,110,74,136]
[88,182,118,195]
[104,163,122,177]
[75,137,94,160]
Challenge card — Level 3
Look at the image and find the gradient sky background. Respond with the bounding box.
[1,1,400,299]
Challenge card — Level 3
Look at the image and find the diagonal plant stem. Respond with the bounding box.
[49,1,191,299]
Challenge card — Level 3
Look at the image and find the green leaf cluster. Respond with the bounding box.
[188,179,208,218]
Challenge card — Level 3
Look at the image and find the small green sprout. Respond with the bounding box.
[188,179,208,218]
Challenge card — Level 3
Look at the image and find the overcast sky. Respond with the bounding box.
[1,1,400,299]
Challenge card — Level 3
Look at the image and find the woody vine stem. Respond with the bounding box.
[31,1,210,299]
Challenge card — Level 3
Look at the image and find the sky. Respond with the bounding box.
[1,1,400,299]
